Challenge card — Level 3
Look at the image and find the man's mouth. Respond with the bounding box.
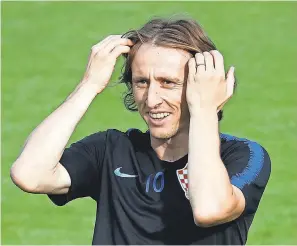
[149,112,170,120]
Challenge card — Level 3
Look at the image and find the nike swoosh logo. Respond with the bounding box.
[114,167,138,178]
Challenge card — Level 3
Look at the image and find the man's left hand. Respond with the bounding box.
[186,50,235,116]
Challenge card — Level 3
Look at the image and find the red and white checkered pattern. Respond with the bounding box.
[176,163,189,199]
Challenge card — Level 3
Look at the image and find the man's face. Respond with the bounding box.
[131,43,191,139]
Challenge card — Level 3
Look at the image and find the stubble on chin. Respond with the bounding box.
[150,124,179,140]
[142,112,183,140]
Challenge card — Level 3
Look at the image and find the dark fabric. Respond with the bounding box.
[48,131,107,205]
[48,129,271,245]
[220,133,271,215]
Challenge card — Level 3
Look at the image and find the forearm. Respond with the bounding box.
[11,82,97,181]
[188,108,235,222]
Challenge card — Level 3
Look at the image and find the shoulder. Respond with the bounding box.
[220,133,271,187]
[220,133,270,160]
[76,129,129,143]
[78,128,149,148]
[124,128,150,150]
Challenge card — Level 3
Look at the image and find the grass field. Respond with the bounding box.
[2,1,297,245]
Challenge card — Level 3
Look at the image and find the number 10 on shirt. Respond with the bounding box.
[145,172,165,193]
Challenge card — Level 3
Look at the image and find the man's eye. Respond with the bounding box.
[135,80,148,87]
[163,80,175,87]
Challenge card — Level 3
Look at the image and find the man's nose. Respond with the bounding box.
[146,83,163,109]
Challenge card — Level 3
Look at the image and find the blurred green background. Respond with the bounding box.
[2,1,297,245]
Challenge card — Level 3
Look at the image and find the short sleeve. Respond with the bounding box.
[48,131,107,206]
[220,134,271,215]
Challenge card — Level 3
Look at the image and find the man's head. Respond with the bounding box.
[120,17,225,139]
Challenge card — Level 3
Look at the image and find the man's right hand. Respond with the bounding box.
[82,35,133,94]
[10,35,133,195]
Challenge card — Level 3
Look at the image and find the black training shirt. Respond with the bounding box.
[49,129,271,245]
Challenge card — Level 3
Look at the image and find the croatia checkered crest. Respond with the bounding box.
[176,163,189,199]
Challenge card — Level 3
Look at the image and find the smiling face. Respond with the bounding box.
[131,43,192,139]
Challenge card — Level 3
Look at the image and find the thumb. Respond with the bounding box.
[226,66,235,98]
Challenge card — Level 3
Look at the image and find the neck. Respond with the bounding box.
[150,128,189,162]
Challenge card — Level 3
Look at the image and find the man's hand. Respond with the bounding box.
[186,51,245,227]
[10,35,133,194]
[186,50,235,115]
[82,35,133,94]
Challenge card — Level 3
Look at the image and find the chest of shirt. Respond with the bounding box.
[101,147,193,221]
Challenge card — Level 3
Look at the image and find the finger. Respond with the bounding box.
[203,51,214,71]
[104,38,134,54]
[195,53,205,73]
[217,99,228,112]
[217,67,235,112]
[210,50,225,74]
[87,35,122,70]
[226,66,235,98]
[110,45,131,58]
[187,58,196,82]
[92,35,122,53]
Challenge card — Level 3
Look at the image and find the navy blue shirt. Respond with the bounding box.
[49,129,271,245]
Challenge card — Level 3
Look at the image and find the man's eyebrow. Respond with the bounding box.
[132,76,182,83]
[132,76,148,82]
[156,76,182,83]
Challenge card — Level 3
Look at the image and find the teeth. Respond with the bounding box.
[149,112,170,119]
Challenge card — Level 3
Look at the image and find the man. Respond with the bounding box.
[10,17,271,245]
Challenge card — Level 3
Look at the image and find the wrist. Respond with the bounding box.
[66,81,98,108]
[78,81,101,97]
[189,106,220,145]
[190,106,218,120]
